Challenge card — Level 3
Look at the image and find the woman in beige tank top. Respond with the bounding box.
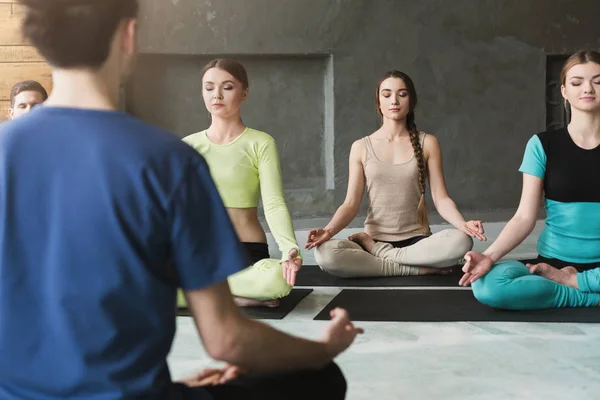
[305,71,487,277]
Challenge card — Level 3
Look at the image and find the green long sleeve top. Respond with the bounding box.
[183,127,301,262]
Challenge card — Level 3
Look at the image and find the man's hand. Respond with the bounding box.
[321,308,364,358]
[177,365,244,387]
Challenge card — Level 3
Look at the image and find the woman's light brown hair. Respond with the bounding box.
[201,59,249,90]
[560,50,600,112]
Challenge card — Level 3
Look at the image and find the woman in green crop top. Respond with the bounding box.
[182,59,302,308]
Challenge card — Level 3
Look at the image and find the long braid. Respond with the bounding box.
[406,111,430,235]
[376,70,431,234]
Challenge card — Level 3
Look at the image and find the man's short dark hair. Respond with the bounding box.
[19,0,139,69]
[9,80,49,108]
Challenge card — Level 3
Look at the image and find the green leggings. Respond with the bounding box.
[471,260,600,310]
[177,258,292,307]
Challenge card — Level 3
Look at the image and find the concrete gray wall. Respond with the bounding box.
[128,0,600,225]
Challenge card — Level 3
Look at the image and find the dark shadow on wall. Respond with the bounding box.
[545,54,570,131]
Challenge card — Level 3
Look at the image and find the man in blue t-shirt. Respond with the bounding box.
[0,1,362,399]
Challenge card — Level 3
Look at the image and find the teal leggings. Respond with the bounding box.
[472,260,600,310]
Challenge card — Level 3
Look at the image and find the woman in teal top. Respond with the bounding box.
[182,59,302,308]
[460,50,600,310]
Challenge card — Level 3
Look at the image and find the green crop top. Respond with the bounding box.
[183,127,301,261]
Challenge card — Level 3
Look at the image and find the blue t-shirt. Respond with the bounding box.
[0,107,247,399]
[519,129,600,263]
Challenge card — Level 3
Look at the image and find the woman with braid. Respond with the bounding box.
[306,71,485,277]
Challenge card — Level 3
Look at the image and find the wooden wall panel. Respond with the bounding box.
[0,45,43,62]
[0,63,52,101]
[0,100,9,120]
[11,4,26,16]
[0,1,52,122]
[0,3,26,46]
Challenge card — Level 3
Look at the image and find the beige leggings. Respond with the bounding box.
[314,229,473,278]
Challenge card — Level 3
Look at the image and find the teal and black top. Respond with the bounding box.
[520,127,600,263]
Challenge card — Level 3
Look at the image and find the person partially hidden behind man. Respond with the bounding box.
[8,79,48,120]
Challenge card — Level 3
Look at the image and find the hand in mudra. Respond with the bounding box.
[459,251,494,286]
[282,248,302,286]
[305,228,333,250]
[460,220,487,241]
[178,365,244,387]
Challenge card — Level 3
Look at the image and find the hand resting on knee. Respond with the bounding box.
[179,281,363,384]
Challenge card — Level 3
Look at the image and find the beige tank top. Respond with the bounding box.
[363,133,429,242]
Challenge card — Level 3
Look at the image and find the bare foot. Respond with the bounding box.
[233,297,280,308]
[527,262,579,289]
[348,232,376,253]
[561,266,578,275]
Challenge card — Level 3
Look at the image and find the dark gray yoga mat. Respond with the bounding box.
[313,289,600,323]
[296,260,540,288]
[178,289,313,320]
[295,266,461,287]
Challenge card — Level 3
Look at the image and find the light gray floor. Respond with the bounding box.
[168,220,600,399]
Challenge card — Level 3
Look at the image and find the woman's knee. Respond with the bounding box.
[471,261,528,308]
[446,229,474,256]
[229,259,292,300]
[176,289,187,308]
[425,230,473,266]
[471,276,501,307]
[257,259,292,298]
[314,240,356,277]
